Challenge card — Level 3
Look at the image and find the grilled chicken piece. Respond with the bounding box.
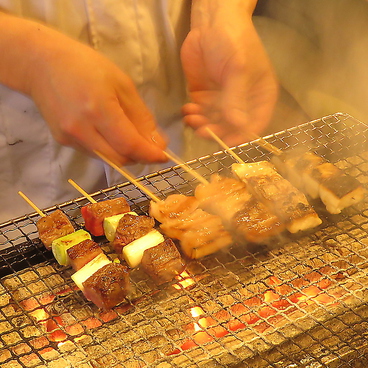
[112,214,155,255]
[82,263,130,310]
[81,197,131,236]
[141,238,185,284]
[150,195,233,259]
[232,161,322,233]
[195,174,284,243]
[67,239,103,271]
[149,194,200,223]
[272,149,365,214]
[36,209,74,249]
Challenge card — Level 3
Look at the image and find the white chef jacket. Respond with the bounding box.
[0,0,201,223]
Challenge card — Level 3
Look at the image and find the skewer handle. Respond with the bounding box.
[252,135,282,156]
[68,179,97,204]
[18,191,45,217]
[94,151,161,203]
[205,128,245,164]
[164,149,209,186]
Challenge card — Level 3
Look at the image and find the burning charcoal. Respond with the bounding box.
[112,214,155,255]
[67,239,104,271]
[82,263,130,310]
[36,209,75,249]
[81,197,131,236]
[141,238,185,284]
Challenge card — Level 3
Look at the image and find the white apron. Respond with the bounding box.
[0,0,196,222]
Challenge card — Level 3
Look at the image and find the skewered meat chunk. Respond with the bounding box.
[150,194,233,259]
[112,214,155,255]
[67,239,103,271]
[141,238,185,284]
[232,161,322,233]
[36,209,75,249]
[195,175,284,243]
[52,229,92,266]
[103,212,138,242]
[122,229,165,268]
[72,253,111,291]
[81,197,131,236]
[271,149,366,214]
[82,263,130,310]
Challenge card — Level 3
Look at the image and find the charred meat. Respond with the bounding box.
[82,263,130,310]
[67,239,104,271]
[112,214,155,255]
[141,238,185,284]
[37,209,75,249]
[81,197,131,236]
[232,161,322,233]
[195,174,284,243]
[272,149,365,214]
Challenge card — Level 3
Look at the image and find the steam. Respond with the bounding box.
[254,0,368,124]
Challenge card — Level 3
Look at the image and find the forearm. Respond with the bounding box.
[190,0,258,28]
[0,12,86,96]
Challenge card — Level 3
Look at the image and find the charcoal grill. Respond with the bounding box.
[1,112,368,368]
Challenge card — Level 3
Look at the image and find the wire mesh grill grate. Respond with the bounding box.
[0,112,368,367]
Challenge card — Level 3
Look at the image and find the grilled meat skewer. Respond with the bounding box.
[195,174,284,243]
[150,194,233,258]
[232,161,322,233]
[271,148,365,214]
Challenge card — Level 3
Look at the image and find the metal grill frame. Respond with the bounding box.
[0,112,368,368]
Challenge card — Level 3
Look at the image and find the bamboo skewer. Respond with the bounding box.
[68,179,97,204]
[164,149,209,186]
[205,127,282,161]
[205,127,245,164]
[93,150,161,203]
[205,127,244,163]
[18,191,45,217]
[254,136,282,156]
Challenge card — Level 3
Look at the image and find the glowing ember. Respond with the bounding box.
[169,272,341,355]
[29,308,49,322]
[172,271,196,290]
[190,306,204,318]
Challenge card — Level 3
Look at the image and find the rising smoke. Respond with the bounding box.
[254,0,368,129]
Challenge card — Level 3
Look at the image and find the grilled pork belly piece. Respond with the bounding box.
[82,263,130,310]
[36,209,75,249]
[231,197,285,243]
[195,175,284,243]
[112,214,155,255]
[67,239,103,271]
[141,238,185,284]
[271,149,366,214]
[232,161,322,233]
[81,197,131,236]
[150,195,233,259]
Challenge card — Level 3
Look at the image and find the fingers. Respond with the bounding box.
[96,100,168,165]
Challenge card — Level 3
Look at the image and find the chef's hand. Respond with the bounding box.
[0,13,167,166]
[181,0,278,146]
